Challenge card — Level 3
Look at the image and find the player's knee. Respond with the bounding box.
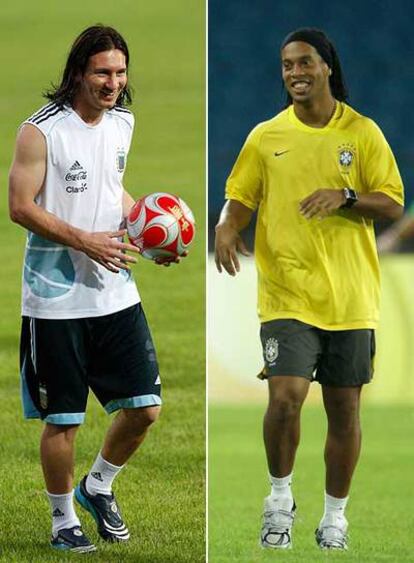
[268,396,302,422]
[326,400,360,433]
[327,395,359,416]
[140,405,161,426]
[43,422,79,443]
[123,405,161,430]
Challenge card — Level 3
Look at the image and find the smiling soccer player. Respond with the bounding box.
[215,28,404,551]
[8,25,170,553]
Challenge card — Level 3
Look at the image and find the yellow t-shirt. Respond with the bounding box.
[225,102,404,329]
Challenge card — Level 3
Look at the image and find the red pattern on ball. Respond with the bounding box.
[127,192,196,260]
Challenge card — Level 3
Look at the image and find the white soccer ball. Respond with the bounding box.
[127,192,196,260]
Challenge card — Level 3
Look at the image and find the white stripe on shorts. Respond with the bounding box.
[29,317,37,374]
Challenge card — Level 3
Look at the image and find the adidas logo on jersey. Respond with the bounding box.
[65,161,88,193]
[70,160,83,171]
[52,508,65,517]
[91,471,104,482]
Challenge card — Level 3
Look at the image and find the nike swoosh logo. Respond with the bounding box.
[274,150,290,157]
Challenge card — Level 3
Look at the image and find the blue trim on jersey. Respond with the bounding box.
[104,394,162,414]
[20,355,41,419]
[24,233,75,298]
[44,413,85,425]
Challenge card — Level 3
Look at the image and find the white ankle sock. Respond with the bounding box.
[47,490,80,536]
[85,452,124,496]
[269,472,293,505]
[321,492,348,525]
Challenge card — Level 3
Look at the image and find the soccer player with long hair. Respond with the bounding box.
[9,25,174,552]
[215,28,404,550]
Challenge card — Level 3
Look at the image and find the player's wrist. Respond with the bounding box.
[340,187,358,208]
[215,221,237,235]
[74,229,91,253]
[216,212,247,234]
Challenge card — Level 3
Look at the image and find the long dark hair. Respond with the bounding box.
[281,28,348,107]
[44,25,132,107]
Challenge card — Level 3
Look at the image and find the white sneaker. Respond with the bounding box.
[260,495,296,549]
[315,514,348,550]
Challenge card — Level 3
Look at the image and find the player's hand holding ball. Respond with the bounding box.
[127,192,195,266]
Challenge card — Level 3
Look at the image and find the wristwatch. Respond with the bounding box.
[341,187,358,208]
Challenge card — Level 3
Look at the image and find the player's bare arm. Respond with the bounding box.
[9,124,139,273]
[215,199,252,276]
[300,189,403,220]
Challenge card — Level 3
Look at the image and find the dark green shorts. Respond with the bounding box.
[259,319,375,387]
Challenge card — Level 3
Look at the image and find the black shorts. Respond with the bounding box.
[258,319,375,387]
[20,304,161,425]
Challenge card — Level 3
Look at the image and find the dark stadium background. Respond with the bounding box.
[208,3,414,559]
[208,0,414,245]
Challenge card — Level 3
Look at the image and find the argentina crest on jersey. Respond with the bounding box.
[116,148,126,173]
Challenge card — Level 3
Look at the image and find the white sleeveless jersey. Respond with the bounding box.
[21,103,140,319]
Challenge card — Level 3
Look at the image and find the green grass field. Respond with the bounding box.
[0,1,205,561]
[209,404,414,562]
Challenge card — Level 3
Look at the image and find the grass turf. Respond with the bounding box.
[0,1,205,561]
[209,403,414,562]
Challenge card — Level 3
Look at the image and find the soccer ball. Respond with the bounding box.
[127,192,195,260]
